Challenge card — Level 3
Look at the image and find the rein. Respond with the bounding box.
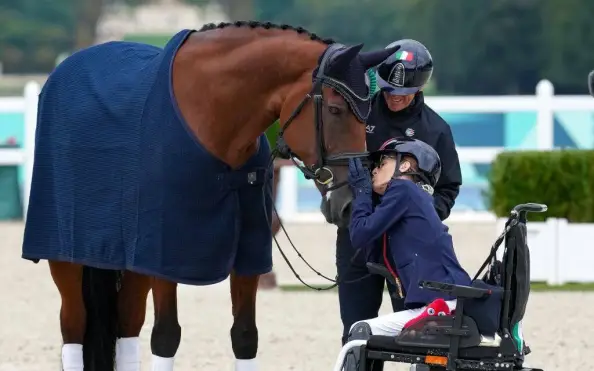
[261,154,373,291]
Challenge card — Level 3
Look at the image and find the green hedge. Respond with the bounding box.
[487,150,594,222]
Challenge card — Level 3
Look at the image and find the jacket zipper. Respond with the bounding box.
[383,233,404,299]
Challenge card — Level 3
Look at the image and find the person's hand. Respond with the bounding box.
[348,158,372,195]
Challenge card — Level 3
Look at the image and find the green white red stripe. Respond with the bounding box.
[395,50,413,61]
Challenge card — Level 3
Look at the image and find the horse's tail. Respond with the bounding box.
[81,266,120,371]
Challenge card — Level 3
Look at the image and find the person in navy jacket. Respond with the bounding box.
[335,40,462,353]
[341,137,472,370]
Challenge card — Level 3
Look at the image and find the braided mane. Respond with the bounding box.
[198,21,336,45]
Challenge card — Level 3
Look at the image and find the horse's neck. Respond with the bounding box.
[172,31,324,169]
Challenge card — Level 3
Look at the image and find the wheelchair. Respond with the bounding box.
[333,203,547,371]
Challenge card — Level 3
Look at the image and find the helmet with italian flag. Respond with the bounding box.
[375,39,433,96]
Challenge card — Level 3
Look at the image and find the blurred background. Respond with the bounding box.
[1,4,593,368]
[2,0,594,94]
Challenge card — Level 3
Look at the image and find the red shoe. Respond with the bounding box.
[403,298,451,329]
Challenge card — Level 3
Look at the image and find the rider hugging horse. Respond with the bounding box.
[21,21,398,371]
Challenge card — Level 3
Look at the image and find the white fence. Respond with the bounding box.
[3,80,594,283]
[0,81,39,218]
[3,80,594,221]
[496,218,594,285]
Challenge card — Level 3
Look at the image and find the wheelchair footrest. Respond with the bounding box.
[394,315,482,349]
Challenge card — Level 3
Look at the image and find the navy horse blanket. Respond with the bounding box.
[22,30,273,285]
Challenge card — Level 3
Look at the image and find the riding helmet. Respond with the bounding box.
[375,39,433,96]
[373,137,441,188]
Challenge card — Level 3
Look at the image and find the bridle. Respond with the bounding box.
[273,43,372,194]
[262,44,377,291]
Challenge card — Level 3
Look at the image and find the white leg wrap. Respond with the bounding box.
[116,337,141,371]
[235,358,258,371]
[151,354,175,371]
[61,343,84,371]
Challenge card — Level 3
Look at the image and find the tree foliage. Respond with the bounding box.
[253,0,593,95]
[2,0,594,95]
[0,0,74,73]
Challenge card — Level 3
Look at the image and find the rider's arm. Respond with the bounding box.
[349,181,410,250]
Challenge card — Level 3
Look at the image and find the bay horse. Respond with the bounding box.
[21,21,398,371]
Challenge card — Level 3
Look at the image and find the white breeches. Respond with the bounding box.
[351,299,457,336]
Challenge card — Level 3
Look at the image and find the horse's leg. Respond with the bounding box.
[115,271,152,371]
[258,163,281,290]
[150,277,181,371]
[50,261,120,371]
[49,261,85,371]
[230,271,260,371]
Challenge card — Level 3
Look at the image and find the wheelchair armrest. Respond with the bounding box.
[419,280,492,299]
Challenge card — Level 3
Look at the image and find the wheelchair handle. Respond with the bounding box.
[511,203,547,215]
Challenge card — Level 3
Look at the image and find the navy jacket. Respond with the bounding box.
[365,92,462,220]
[349,178,472,309]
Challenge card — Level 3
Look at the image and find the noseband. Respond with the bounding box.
[274,44,371,194]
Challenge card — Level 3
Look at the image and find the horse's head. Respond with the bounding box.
[278,43,399,228]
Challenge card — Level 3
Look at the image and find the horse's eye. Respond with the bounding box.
[328,105,341,115]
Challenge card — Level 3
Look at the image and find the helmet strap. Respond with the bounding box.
[389,154,405,179]
[390,154,434,194]
[390,154,419,180]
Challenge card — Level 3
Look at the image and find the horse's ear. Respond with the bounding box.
[326,43,364,73]
[359,45,401,70]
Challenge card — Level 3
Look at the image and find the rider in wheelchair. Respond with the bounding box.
[337,137,545,371]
